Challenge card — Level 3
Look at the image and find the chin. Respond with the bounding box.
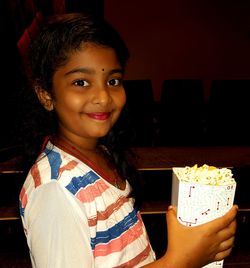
[93,125,113,137]
[93,130,110,138]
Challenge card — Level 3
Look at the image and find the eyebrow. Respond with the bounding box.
[110,68,124,75]
[64,67,124,76]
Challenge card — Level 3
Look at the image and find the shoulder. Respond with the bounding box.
[31,144,92,184]
[21,143,97,201]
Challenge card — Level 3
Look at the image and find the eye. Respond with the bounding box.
[73,79,89,87]
[108,78,121,87]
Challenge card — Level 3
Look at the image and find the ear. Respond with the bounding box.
[35,86,54,111]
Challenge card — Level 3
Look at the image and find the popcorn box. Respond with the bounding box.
[171,165,236,268]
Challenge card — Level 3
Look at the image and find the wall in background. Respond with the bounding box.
[105,0,250,100]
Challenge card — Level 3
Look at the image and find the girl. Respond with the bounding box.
[19,13,237,267]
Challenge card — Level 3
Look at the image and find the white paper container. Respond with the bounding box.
[171,167,236,268]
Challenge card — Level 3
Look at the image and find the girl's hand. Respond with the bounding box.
[164,205,238,268]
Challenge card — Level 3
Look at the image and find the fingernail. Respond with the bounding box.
[168,205,173,211]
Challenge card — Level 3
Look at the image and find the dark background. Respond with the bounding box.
[105,1,250,100]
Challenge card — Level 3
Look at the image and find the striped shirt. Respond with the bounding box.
[20,141,155,267]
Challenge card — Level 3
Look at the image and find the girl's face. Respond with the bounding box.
[42,42,126,149]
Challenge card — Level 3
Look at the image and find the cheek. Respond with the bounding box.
[114,91,126,111]
[54,94,83,111]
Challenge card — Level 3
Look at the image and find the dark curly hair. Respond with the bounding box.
[20,12,142,207]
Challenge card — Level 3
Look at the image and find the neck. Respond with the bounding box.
[56,133,99,153]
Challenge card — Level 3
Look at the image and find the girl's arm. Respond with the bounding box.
[143,205,238,268]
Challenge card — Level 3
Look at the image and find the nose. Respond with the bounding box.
[92,84,111,106]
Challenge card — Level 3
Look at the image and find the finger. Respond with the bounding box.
[208,205,238,233]
[214,247,233,262]
[218,236,235,252]
[166,206,181,236]
[217,219,237,241]
[166,206,177,225]
[213,236,235,261]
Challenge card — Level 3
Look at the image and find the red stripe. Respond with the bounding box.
[31,163,42,187]
[94,219,144,257]
[113,243,152,268]
[76,179,109,203]
[59,160,78,176]
[88,196,129,227]
[20,187,28,208]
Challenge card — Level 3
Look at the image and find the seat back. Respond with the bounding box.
[207,79,250,145]
[123,79,155,146]
[158,79,205,146]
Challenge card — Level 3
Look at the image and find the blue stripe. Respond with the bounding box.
[44,148,62,180]
[19,201,24,217]
[66,171,99,195]
[90,209,138,249]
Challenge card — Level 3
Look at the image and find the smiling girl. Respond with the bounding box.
[19,13,237,268]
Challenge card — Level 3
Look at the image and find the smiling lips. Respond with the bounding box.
[86,112,111,120]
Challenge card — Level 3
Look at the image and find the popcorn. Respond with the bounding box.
[173,164,235,186]
[171,165,236,268]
